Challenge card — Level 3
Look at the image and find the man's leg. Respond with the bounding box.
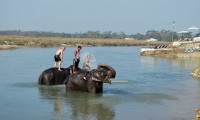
[73,66,77,73]
[73,59,78,73]
[58,61,62,71]
[54,62,57,68]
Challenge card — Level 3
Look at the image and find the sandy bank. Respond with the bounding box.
[0,35,169,50]
[141,41,200,58]
[0,45,22,50]
[191,67,200,79]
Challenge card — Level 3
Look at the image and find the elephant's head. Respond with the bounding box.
[92,64,116,84]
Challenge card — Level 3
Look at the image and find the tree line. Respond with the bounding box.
[0,30,194,41]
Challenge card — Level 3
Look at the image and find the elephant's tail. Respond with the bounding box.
[38,74,44,85]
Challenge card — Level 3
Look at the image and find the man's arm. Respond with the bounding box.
[60,51,63,62]
[74,50,77,61]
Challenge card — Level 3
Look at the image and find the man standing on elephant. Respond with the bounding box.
[73,46,82,73]
[54,47,65,71]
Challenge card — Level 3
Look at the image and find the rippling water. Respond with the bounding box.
[0,46,200,120]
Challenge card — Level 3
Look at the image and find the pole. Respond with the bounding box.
[172,21,175,42]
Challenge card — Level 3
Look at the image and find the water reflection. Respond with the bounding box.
[54,95,61,120]
[37,83,177,120]
[38,86,115,120]
[140,56,200,71]
[65,92,115,120]
[38,86,64,120]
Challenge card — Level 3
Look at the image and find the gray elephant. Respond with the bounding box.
[38,64,116,93]
[64,64,116,93]
[38,66,74,85]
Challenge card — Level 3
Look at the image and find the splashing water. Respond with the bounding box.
[80,52,97,69]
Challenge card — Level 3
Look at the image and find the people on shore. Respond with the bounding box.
[54,47,65,71]
[73,46,82,73]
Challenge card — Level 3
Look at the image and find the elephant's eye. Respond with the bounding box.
[98,72,103,76]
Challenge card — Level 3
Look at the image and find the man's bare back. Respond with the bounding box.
[54,47,65,71]
[56,49,63,56]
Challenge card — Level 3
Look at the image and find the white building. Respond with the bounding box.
[146,38,158,42]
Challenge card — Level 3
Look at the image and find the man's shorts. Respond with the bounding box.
[73,59,80,67]
[54,55,61,62]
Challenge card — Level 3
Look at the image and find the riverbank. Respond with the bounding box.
[0,45,22,50]
[191,66,200,79]
[0,35,168,50]
[141,41,200,58]
[140,41,200,79]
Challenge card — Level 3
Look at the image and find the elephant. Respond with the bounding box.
[38,66,73,85]
[64,64,116,93]
[38,64,116,93]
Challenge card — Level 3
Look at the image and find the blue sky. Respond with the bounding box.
[0,0,199,34]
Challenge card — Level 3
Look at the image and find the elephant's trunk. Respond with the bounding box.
[98,64,116,78]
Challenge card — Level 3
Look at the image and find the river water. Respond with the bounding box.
[0,46,200,120]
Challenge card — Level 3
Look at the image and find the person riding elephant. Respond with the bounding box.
[38,64,116,93]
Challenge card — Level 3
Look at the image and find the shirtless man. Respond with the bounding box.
[54,47,65,71]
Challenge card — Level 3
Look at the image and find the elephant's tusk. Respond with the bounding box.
[109,78,112,84]
[104,76,112,84]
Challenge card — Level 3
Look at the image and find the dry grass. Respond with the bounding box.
[0,35,168,49]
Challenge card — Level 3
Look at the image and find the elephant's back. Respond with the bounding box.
[42,67,69,74]
[39,67,70,85]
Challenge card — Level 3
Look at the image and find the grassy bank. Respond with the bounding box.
[0,35,168,50]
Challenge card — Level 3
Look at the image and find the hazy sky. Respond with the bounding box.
[0,0,199,34]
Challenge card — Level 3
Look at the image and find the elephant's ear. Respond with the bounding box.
[97,64,116,78]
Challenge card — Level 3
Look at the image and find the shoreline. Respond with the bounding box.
[141,41,200,58]
[0,35,168,50]
[140,41,200,79]
[0,45,23,50]
[191,66,200,79]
